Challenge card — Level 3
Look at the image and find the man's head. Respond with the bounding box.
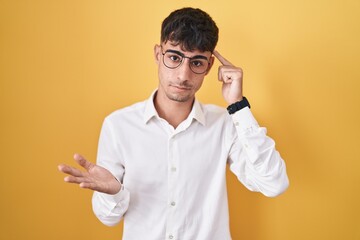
[160,7,219,52]
[154,8,218,104]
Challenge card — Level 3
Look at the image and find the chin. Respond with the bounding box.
[166,92,192,103]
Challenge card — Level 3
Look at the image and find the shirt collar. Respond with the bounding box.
[143,90,206,126]
[189,99,206,126]
[143,90,158,124]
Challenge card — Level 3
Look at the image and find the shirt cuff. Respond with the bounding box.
[231,107,259,134]
[98,185,130,204]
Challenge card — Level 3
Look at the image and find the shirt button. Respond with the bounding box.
[171,201,176,206]
[171,167,177,172]
[169,235,174,239]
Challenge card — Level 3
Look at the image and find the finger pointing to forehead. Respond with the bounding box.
[213,50,234,66]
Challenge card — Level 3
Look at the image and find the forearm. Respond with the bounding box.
[229,107,289,197]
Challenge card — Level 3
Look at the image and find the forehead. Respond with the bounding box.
[163,41,212,57]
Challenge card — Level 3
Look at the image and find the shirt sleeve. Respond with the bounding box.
[92,117,130,226]
[227,107,289,197]
[92,187,130,226]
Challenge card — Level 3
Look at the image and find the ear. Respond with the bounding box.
[204,55,215,76]
[154,44,161,64]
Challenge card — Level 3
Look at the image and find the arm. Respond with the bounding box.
[227,108,289,197]
[214,51,289,197]
[58,118,130,226]
[58,154,129,225]
[91,117,130,226]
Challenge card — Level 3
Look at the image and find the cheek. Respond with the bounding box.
[158,67,172,85]
[157,64,166,78]
[193,78,205,90]
[159,66,177,80]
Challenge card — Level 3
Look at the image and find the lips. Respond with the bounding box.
[173,85,190,90]
[170,82,192,90]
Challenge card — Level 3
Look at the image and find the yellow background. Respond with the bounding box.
[1,0,359,239]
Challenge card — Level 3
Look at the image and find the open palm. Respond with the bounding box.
[58,154,121,194]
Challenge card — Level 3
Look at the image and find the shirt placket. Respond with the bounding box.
[165,132,179,240]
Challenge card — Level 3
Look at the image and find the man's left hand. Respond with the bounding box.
[213,50,243,105]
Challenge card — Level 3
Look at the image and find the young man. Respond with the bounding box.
[59,7,289,240]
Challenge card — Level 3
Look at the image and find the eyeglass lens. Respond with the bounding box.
[162,51,209,74]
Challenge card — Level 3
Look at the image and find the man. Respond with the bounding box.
[58,7,289,240]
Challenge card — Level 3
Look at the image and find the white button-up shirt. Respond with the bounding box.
[92,92,289,240]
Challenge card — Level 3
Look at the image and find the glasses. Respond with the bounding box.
[161,47,210,74]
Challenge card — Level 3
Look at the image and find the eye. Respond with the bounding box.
[191,60,206,68]
[168,54,182,62]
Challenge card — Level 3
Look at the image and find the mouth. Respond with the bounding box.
[170,84,192,92]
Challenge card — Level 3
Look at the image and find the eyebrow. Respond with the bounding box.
[166,49,209,61]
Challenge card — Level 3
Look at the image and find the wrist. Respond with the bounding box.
[229,97,243,104]
[227,97,250,114]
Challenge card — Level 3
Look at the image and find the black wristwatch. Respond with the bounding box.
[227,97,251,114]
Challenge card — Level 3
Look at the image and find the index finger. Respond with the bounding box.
[213,50,234,66]
[74,153,94,171]
[58,164,84,177]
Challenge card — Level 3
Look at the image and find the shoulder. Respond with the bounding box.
[201,103,227,115]
[200,103,228,118]
[104,100,147,123]
[200,103,232,124]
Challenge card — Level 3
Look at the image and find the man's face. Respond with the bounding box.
[154,41,214,103]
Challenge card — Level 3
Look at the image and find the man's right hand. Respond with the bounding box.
[58,154,121,195]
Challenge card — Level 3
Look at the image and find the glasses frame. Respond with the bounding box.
[160,47,211,74]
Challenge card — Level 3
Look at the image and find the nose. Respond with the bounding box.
[177,58,193,80]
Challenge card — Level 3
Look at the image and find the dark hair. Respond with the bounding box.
[161,7,219,52]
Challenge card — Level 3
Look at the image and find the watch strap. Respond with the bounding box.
[227,97,250,114]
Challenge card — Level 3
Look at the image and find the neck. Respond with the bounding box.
[154,91,194,129]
